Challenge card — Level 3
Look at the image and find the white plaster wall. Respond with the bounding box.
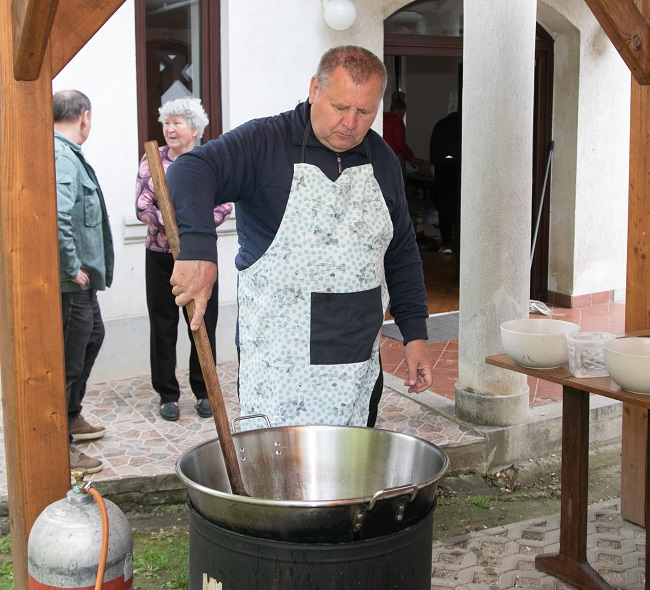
[51,0,241,381]
[52,0,141,322]
[51,1,159,381]
[538,0,630,299]
[220,0,390,133]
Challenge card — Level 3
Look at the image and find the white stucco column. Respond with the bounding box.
[455,0,537,426]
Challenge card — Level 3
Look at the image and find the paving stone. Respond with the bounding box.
[432,498,646,589]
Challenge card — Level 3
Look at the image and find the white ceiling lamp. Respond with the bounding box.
[323,0,357,31]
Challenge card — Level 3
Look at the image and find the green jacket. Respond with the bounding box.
[55,131,114,293]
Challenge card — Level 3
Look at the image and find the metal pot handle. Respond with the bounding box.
[353,484,419,530]
[231,414,272,432]
[367,484,419,511]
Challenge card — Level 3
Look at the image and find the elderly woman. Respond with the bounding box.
[136,98,232,421]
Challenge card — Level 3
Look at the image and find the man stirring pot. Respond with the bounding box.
[167,45,432,428]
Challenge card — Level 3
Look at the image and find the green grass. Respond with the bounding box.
[132,527,189,590]
[464,495,494,510]
[0,535,13,590]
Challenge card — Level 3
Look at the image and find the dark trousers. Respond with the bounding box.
[366,358,384,427]
[61,289,105,425]
[146,249,219,404]
[434,161,458,247]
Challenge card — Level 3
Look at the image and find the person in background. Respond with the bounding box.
[54,89,114,473]
[429,110,460,254]
[383,90,418,174]
[167,45,432,430]
[135,97,232,421]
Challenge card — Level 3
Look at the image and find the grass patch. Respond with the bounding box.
[132,527,189,590]
[464,495,494,510]
[0,534,13,590]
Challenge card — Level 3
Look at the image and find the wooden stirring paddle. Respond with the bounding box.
[144,140,248,497]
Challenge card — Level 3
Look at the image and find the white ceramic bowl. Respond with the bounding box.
[500,319,580,369]
[603,337,650,394]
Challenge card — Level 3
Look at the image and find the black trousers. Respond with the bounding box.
[434,161,459,247]
[145,249,219,404]
[61,289,105,423]
[366,358,384,427]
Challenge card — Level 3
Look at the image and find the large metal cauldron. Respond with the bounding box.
[176,425,449,543]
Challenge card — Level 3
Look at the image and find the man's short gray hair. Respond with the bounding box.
[316,45,387,94]
[53,90,92,123]
[158,97,209,138]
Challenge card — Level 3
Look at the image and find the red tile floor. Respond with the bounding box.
[380,249,626,408]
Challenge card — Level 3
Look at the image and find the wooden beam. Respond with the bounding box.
[3,2,126,587]
[12,0,58,80]
[584,0,650,84]
[585,0,650,529]
[621,75,650,526]
[626,82,650,326]
[1,4,70,588]
[49,0,125,79]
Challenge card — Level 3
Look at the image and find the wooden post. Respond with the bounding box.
[583,0,650,528]
[621,76,650,525]
[0,5,70,588]
[1,1,125,586]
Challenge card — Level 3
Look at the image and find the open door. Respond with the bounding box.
[384,2,554,302]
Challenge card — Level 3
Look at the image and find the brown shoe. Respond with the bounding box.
[69,446,103,474]
[69,415,106,441]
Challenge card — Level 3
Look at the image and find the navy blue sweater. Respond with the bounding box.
[167,100,428,343]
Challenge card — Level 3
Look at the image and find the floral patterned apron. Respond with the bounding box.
[237,131,393,428]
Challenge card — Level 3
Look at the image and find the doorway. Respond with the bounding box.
[384,2,554,310]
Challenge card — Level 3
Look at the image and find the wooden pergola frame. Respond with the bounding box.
[0,1,648,588]
[1,2,125,588]
[584,0,650,527]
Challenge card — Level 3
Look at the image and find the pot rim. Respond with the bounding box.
[175,424,450,508]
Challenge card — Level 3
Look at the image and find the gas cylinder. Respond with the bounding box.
[27,470,133,589]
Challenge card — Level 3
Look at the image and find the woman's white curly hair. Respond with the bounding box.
[158,97,209,138]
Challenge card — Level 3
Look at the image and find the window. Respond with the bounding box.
[135,0,221,151]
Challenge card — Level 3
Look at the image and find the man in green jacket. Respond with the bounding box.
[54,90,114,473]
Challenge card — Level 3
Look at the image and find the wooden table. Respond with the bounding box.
[485,353,649,589]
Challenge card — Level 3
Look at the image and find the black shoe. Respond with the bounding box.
[160,402,179,421]
[195,398,213,418]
